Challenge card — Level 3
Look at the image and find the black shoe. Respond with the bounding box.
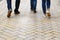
[7,10,12,18]
[34,10,37,13]
[14,10,20,15]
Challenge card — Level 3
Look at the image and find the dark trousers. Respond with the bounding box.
[42,0,51,14]
[7,0,20,11]
[30,0,37,10]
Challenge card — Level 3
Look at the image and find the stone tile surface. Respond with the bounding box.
[0,0,60,40]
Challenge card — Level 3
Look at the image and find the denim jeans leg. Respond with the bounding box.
[15,0,20,11]
[47,0,50,9]
[31,0,34,10]
[33,0,37,10]
[7,0,12,10]
[42,0,46,14]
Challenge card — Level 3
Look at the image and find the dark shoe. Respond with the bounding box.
[34,10,37,13]
[14,10,20,15]
[7,10,12,18]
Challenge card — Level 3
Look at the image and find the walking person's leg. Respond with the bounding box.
[42,0,46,15]
[14,0,20,14]
[33,0,37,13]
[7,0,12,18]
[31,0,34,11]
[7,0,12,10]
[46,0,51,17]
[30,0,37,13]
[47,0,50,9]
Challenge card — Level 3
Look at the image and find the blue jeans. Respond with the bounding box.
[31,0,37,10]
[7,0,20,11]
[42,0,51,14]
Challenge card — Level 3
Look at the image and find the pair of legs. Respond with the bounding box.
[7,0,20,18]
[42,0,51,17]
[30,0,37,13]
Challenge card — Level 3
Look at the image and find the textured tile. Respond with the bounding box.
[0,0,60,40]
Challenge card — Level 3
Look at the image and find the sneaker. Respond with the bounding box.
[34,10,37,13]
[7,10,12,18]
[46,9,51,18]
[46,12,51,18]
[14,10,20,15]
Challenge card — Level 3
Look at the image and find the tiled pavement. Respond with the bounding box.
[0,0,60,40]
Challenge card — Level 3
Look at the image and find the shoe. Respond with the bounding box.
[34,10,37,13]
[7,10,12,18]
[14,10,20,15]
[46,12,51,18]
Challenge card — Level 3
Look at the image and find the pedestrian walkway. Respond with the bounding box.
[0,0,60,40]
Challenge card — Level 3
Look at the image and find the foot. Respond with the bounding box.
[46,12,51,18]
[46,9,51,18]
[34,10,37,13]
[14,10,20,15]
[7,10,12,18]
